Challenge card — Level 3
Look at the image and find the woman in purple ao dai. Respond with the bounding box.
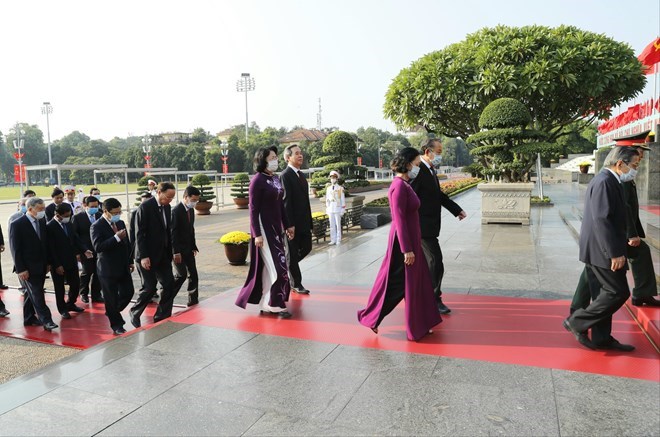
[235,146,295,318]
[358,147,442,341]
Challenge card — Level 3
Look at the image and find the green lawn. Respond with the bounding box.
[0,183,141,201]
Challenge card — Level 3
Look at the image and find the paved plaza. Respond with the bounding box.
[0,183,658,436]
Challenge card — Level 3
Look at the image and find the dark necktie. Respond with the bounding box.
[187,208,192,223]
[111,222,118,233]
[33,219,41,239]
[298,171,308,187]
[62,223,69,237]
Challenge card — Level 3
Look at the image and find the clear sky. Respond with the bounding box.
[1,0,658,141]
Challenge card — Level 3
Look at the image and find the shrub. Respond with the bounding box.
[191,173,216,202]
[230,173,250,199]
[323,131,356,161]
[312,155,341,167]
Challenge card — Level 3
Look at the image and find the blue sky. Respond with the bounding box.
[1,0,658,141]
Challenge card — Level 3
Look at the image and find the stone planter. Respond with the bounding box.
[477,182,533,225]
[223,244,249,265]
[194,200,213,215]
[363,206,392,222]
[345,195,365,208]
[233,197,249,209]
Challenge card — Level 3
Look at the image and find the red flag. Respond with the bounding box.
[638,37,660,74]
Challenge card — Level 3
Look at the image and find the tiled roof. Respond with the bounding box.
[279,129,328,143]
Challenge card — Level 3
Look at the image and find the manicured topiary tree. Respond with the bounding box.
[191,173,216,202]
[467,98,559,182]
[230,172,250,199]
[322,131,357,162]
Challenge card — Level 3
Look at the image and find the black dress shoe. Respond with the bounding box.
[130,313,141,328]
[292,287,310,295]
[562,319,597,350]
[23,319,42,326]
[596,339,635,352]
[43,321,59,331]
[68,305,85,313]
[112,327,127,335]
[631,296,660,307]
[0,308,9,317]
[187,296,199,307]
[80,295,89,304]
[60,312,72,320]
[92,297,105,303]
[276,311,293,319]
[437,301,451,315]
[0,284,8,290]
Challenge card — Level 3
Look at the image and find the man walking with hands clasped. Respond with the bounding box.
[171,186,201,306]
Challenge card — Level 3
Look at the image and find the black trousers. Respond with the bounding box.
[23,273,52,324]
[79,257,102,300]
[50,266,80,314]
[569,266,602,314]
[132,258,175,323]
[376,237,406,327]
[286,230,312,288]
[568,264,630,345]
[0,296,5,311]
[99,273,134,329]
[173,251,198,297]
[420,237,444,301]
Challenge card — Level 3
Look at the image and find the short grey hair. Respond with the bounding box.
[26,197,44,209]
[603,146,639,168]
[284,144,299,160]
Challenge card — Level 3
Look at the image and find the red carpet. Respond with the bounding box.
[0,289,185,349]
[639,205,660,215]
[173,285,660,382]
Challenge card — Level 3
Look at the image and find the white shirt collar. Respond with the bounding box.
[421,158,433,170]
[606,168,621,183]
[288,163,301,173]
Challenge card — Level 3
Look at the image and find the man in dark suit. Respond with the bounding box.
[45,188,72,222]
[9,197,58,331]
[281,144,313,294]
[46,203,86,319]
[72,196,103,303]
[91,198,135,335]
[172,186,201,306]
[564,146,640,352]
[130,182,177,327]
[411,139,466,314]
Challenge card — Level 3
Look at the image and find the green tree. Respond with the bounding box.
[5,123,47,165]
[384,25,646,142]
[0,131,13,181]
[322,131,357,162]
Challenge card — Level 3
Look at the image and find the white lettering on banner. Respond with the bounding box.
[597,113,660,147]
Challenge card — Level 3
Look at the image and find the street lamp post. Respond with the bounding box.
[12,123,26,195]
[236,73,256,144]
[220,140,229,174]
[142,134,152,173]
[356,143,362,166]
[378,146,384,169]
[41,102,53,182]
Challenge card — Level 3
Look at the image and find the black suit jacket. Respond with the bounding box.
[579,169,628,270]
[72,210,102,254]
[171,202,198,255]
[90,218,132,277]
[622,180,645,239]
[9,215,48,275]
[281,166,312,233]
[45,202,73,222]
[410,163,463,239]
[135,197,172,263]
[46,219,85,270]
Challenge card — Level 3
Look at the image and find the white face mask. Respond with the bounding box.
[330,178,338,185]
[408,164,420,179]
[35,210,46,220]
[431,154,442,166]
[60,217,71,224]
[187,201,198,209]
[267,159,279,172]
[620,168,637,182]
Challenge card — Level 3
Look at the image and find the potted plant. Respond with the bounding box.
[468,98,560,225]
[218,231,250,265]
[311,211,329,242]
[230,173,250,209]
[191,173,216,215]
[578,162,591,174]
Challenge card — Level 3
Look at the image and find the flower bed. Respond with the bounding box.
[365,177,481,208]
